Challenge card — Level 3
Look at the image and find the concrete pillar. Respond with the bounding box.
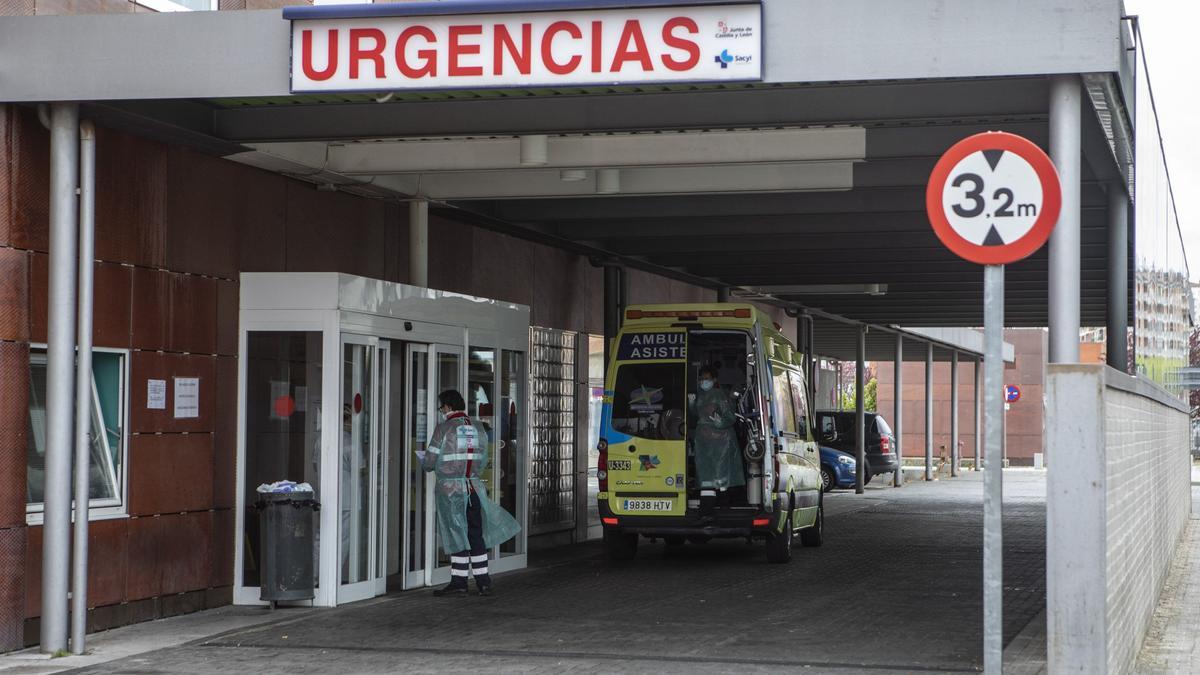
[1049,75,1082,363]
[42,102,79,654]
[893,333,903,487]
[924,343,933,481]
[855,325,866,494]
[950,351,959,477]
[1107,184,1130,372]
[409,200,429,287]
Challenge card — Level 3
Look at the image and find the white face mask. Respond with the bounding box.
[699,379,714,392]
[439,409,451,422]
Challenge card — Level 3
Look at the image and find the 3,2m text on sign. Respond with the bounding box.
[289,5,762,92]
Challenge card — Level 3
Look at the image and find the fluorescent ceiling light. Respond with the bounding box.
[749,284,889,296]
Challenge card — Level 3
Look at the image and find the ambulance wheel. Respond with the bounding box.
[765,510,794,564]
[604,530,638,561]
[801,492,824,548]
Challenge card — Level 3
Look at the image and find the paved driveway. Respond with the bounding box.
[68,471,1046,674]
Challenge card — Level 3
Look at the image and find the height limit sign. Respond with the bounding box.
[925,131,1061,674]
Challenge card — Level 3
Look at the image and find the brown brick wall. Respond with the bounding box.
[876,328,1047,466]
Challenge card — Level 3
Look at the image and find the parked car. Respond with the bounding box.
[819,446,864,492]
[814,410,898,478]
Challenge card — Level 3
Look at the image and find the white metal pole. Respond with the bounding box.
[950,351,959,477]
[893,333,903,488]
[974,358,982,471]
[924,343,933,481]
[70,120,96,655]
[1048,75,1081,363]
[409,200,429,287]
[855,325,865,494]
[42,102,79,655]
[983,265,1005,673]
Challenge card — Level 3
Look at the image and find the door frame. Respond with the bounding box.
[336,334,389,604]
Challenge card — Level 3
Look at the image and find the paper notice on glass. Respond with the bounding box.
[174,377,200,419]
[415,450,427,463]
[147,379,167,410]
[295,386,308,412]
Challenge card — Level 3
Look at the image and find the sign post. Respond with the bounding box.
[927,131,1061,674]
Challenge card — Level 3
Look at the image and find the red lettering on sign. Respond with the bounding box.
[396,25,438,78]
[494,23,532,75]
[542,21,583,75]
[448,24,483,77]
[590,20,603,73]
[611,20,653,72]
[661,17,700,71]
[349,28,386,79]
[301,29,339,82]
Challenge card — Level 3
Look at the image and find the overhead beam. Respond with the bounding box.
[299,127,867,174]
[213,78,1052,142]
[367,162,855,199]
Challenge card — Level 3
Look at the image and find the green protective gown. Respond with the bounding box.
[423,414,522,555]
[690,387,746,489]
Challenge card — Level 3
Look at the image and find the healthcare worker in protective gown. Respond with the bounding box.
[423,389,521,596]
[689,365,745,514]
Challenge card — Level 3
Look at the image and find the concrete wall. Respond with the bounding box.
[1046,364,1190,675]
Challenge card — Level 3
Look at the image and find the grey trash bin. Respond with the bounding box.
[256,490,319,606]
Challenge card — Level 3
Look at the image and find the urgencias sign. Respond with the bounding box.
[288,4,762,93]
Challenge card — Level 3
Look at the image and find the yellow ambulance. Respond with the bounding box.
[597,303,823,563]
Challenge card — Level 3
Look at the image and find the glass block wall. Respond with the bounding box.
[528,327,577,534]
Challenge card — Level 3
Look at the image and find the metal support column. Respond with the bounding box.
[1106,184,1130,372]
[603,265,621,374]
[855,325,866,494]
[982,265,1006,673]
[1048,75,1082,363]
[893,333,903,487]
[924,343,933,481]
[70,120,96,655]
[409,200,428,287]
[950,351,959,478]
[974,358,982,471]
[42,102,79,655]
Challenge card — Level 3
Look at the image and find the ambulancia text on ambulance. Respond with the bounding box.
[597,304,823,563]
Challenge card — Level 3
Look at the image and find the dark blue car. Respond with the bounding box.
[819,446,862,492]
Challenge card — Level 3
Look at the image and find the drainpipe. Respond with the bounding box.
[70,120,96,655]
[42,102,79,655]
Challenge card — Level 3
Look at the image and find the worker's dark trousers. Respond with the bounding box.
[448,493,490,589]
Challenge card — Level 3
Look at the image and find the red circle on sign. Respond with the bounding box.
[1005,385,1021,403]
[353,393,363,414]
[273,395,295,418]
[926,132,1062,265]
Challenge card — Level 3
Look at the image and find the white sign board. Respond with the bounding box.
[174,377,200,419]
[290,4,762,92]
[147,379,167,410]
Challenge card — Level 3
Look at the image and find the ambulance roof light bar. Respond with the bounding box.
[625,308,752,320]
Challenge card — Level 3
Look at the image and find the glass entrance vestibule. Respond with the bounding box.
[234,273,530,606]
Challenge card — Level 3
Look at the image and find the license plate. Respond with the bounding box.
[623,499,673,512]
